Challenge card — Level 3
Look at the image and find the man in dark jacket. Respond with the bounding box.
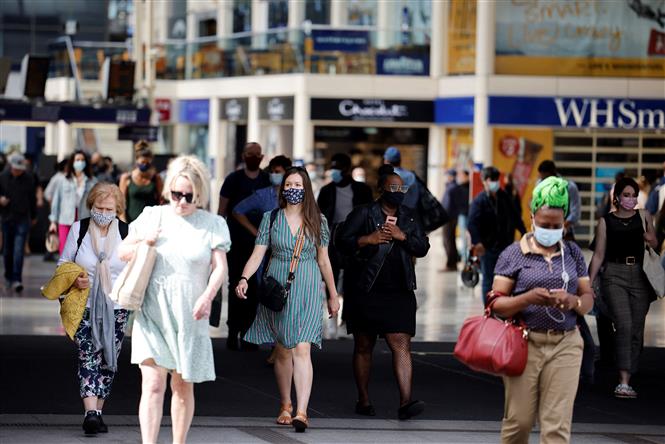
[441,169,460,271]
[468,166,526,301]
[0,153,37,292]
[317,153,373,293]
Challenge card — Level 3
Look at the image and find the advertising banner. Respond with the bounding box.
[495,0,665,77]
[448,0,476,74]
[311,98,434,122]
[179,99,209,124]
[492,128,553,229]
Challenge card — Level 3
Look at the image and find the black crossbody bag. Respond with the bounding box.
[260,209,306,312]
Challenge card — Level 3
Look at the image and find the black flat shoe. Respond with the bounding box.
[97,413,108,433]
[398,400,424,420]
[355,402,376,416]
[226,332,239,351]
[82,411,100,435]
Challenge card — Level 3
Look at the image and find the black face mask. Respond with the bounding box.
[382,191,405,207]
[244,156,262,172]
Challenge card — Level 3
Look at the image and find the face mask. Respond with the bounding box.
[533,224,563,247]
[91,209,116,227]
[308,171,318,181]
[73,160,86,173]
[244,156,261,172]
[620,196,638,210]
[382,191,405,207]
[270,173,284,187]
[488,181,500,193]
[283,188,305,205]
[137,162,151,173]
[331,169,343,184]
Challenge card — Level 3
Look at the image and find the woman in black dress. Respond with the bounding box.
[336,165,430,419]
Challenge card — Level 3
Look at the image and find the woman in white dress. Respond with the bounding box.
[118,155,231,444]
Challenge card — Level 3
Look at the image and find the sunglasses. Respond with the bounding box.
[171,190,194,203]
[386,184,409,193]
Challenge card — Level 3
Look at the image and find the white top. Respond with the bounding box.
[57,221,127,309]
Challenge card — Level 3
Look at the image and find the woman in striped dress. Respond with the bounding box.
[236,167,340,433]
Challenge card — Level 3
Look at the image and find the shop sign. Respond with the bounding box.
[489,96,665,130]
[221,98,248,122]
[376,53,429,76]
[155,98,171,122]
[311,98,433,122]
[179,99,209,124]
[118,125,159,142]
[259,97,294,121]
[311,29,370,53]
[434,97,474,124]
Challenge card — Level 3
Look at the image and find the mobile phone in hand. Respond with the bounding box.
[385,215,397,225]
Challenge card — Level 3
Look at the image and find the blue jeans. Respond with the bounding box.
[2,220,29,283]
[480,248,501,304]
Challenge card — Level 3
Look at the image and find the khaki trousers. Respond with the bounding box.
[501,329,583,444]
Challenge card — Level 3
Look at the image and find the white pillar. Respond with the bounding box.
[56,121,73,161]
[330,0,346,27]
[431,0,447,77]
[292,90,312,162]
[133,0,145,96]
[217,0,233,38]
[472,0,495,166]
[247,95,261,143]
[44,123,58,156]
[288,0,305,28]
[427,125,446,199]
[376,0,393,49]
[208,98,222,211]
[251,0,268,48]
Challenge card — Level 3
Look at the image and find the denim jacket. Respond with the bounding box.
[49,176,97,225]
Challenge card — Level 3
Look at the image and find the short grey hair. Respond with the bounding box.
[162,155,211,208]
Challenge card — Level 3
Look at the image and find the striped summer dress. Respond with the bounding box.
[244,209,329,349]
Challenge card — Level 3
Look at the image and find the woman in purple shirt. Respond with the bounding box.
[490,176,594,444]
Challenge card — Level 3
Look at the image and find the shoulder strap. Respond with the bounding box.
[77,218,90,252]
[268,208,279,245]
[119,219,129,239]
[284,228,306,292]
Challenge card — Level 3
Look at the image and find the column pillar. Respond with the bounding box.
[430,0,446,77]
[247,95,261,143]
[472,0,495,166]
[292,89,312,162]
[330,0,346,27]
[56,121,73,161]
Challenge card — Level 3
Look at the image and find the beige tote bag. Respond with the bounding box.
[639,210,665,299]
[110,208,162,310]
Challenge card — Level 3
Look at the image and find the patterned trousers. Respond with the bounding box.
[73,309,129,399]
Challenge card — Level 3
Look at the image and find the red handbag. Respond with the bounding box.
[453,298,529,377]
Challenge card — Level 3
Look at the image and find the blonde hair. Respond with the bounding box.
[86,182,126,214]
[162,155,211,208]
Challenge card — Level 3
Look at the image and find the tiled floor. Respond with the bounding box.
[2,232,664,347]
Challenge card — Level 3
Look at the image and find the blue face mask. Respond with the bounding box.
[73,160,86,173]
[330,169,343,184]
[270,173,284,187]
[533,224,563,247]
[283,188,305,205]
[487,181,500,193]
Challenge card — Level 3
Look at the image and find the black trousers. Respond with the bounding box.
[226,241,258,335]
[442,219,459,268]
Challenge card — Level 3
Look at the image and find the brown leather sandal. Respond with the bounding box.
[276,403,293,425]
[292,411,308,433]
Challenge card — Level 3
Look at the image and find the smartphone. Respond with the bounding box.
[385,216,397,225]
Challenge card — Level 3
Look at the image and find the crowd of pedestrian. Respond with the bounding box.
[1,139,663,443]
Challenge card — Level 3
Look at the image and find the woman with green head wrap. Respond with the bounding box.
[486,175,594,443]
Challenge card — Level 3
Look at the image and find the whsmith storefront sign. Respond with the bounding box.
[311,98,433,122]
[489,96,665,130]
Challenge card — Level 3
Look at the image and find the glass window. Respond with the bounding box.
[233,0,251,33]
[447,0,476,74]
[198,18,217,37]
[268,0,288,29]
[386,0,431,46]
[347,0,376,26]
[305,0,330,25]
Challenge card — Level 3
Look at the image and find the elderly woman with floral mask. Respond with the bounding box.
[490,176,594,444]
[56,182,130,436]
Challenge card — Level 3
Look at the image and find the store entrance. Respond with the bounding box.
[314,126,429,187]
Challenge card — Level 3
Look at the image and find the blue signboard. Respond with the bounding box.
[434,97,474,125]
[179,99,209,124]
[376,53,429,76]
[488,96,665,130]
[311,29,369,53]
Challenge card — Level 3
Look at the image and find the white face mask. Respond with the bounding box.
[533,224,563,247]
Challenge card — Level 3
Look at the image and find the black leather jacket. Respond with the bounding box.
[335,201,430,294]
